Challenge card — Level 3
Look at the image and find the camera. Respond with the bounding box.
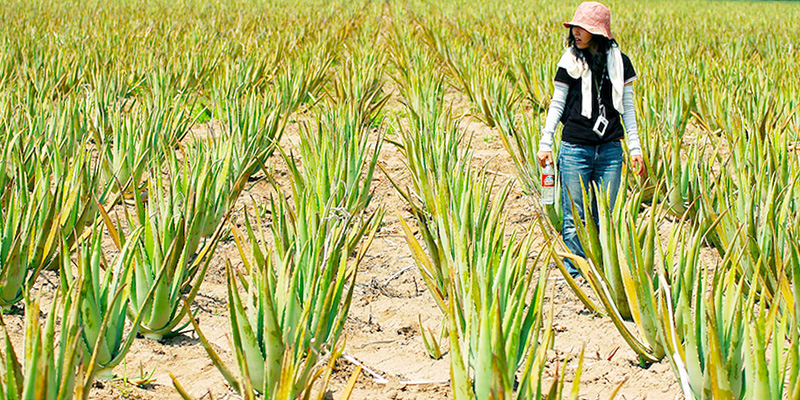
[593,115,609,137]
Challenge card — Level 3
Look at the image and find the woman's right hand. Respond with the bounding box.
[537,151,553,168]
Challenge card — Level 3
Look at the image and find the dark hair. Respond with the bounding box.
[567,28,618,85]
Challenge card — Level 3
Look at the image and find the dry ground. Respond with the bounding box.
[5,87,703,400]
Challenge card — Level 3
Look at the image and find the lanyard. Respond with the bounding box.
[594,71,606,118]
[591,65,610,138]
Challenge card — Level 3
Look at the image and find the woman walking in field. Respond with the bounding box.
[537,1,645,278]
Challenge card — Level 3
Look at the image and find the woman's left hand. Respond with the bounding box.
[631,155,646,177]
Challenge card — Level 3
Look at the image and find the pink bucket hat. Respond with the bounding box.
[563,2,614,40]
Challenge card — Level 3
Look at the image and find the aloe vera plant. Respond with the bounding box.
[59,227,164,380]
[662,246,798,400]
[419,315,445,360]
[284,107,383,222]
[399,199,553,399]
[207,91,284,183]
[542,172,683,363]
[187,152,382,398]
[270,48,387,251]
[392,122,560,397]
[0,144,106,305]
[0,295,82,399]
[414,16,515,129]
[0,284,110,399]
[389,68,555,396]
[195,204,377,398]
[122,163,227,340]
[53,146,113,252]
[694,115,800,300]
[788,237,800,399]
[96,96,194,196]
[0,173,57,309]
[385,95,564,395]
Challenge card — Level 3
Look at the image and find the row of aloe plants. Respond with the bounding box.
[395,2,800,399]
[173,44,388,399]
[384,16,619,399]
[0,2,366,397]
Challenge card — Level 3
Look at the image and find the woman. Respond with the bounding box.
[537,1,645,278]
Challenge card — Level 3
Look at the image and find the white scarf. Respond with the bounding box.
[556,45,624,118]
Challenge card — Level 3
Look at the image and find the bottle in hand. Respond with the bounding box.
[541,162,555,205]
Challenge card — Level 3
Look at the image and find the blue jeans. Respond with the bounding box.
[558,141,623,277]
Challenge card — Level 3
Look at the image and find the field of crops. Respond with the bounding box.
[1,0,799,398]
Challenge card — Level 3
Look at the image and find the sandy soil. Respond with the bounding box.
[2,87,692,400]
